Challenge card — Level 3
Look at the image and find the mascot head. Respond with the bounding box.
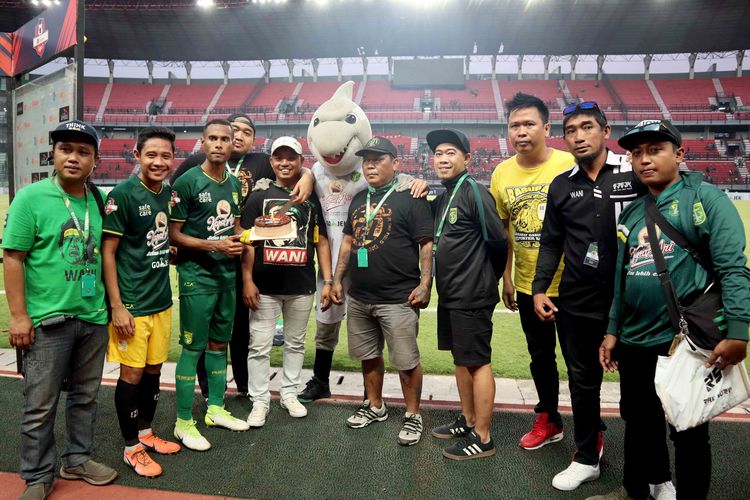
[307,81,372,177]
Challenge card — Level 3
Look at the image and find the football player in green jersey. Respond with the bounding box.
[169,119,250,451]
[103,127,182,477]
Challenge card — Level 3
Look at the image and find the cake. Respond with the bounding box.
[251,213,295,240]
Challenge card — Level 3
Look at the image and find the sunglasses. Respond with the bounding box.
[625,122,665,134]
[563,101,602,116]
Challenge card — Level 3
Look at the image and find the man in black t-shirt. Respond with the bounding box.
[241,137,333,427]
[330,137,433,447]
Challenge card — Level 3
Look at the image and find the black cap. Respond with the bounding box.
[355,136,398,158]
[227,113,255,132]
[426,128,470,154]
[50,120,100,152]
[618,119,682,151]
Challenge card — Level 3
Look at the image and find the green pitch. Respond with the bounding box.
[1,196,749,379]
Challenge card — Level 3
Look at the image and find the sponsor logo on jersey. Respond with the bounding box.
[612,181,632,192]
[570,190,584,199]
[146,212,169,252]
[199,192,212,203]
[206,200,234,237]
[449,207,458,224]
[104,197,118,215]
[628,226,676,270]
[138,204,152,217]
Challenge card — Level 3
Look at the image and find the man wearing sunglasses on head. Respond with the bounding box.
[532,102,647,491]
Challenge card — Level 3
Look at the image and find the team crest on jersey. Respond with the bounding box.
[147,212,169,251]
[232,192,239,205]
[117,340,128,351]
[169,190,181,207]
[104,197,118,215]
[207,200,234,237]
[449,207,458,224]
[183,331,193,345]
[350,171,362,183]
[692,202,706,225]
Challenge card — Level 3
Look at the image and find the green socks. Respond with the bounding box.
[205,350,228,408]
[175,348,201,420]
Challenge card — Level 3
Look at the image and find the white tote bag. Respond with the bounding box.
[654,336,750,432]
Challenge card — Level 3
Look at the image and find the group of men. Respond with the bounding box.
[4,91,749,500]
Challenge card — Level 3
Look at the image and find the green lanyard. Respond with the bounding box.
[227,155,245,177]
[432,172,469,273]
[364,181,397,237]
[53,176,90,244]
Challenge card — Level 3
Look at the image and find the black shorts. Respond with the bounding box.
[437,305,493,367]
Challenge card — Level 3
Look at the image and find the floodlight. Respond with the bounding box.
[196,0,215,7]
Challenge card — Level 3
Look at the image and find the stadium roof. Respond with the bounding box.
[1,0,749,61]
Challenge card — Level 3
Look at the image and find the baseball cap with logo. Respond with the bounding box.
[426,128,471,155]
[270,136,303,156]
[50,120,100,152]
[618,119,682,151]
[355,136,398,158]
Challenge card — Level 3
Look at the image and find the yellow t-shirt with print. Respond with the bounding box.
[490,148,574,296]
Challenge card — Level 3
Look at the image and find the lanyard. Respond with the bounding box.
[53,176,90,242]
[434,172,469,244]
[227,155,245,177]
[364,182,397,234]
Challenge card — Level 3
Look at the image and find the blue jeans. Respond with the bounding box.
[20,319,108,485]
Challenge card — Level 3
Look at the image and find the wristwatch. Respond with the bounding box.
[322,279,334,286]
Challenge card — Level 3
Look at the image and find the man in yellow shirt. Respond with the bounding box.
[490,93,574,450]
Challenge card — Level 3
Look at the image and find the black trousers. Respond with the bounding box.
[555,308,607,465]
[618,340,711,500]
[517,292,561,425]
[198,271,250,395]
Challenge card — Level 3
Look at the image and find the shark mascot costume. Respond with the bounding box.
[298,81,421,402]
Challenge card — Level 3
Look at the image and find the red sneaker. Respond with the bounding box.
[519,412,564,450]
[139,431,182,455]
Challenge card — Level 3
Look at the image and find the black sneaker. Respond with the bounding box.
[442,430,496,461]
[298,377,331,403]
[431,414,474,439]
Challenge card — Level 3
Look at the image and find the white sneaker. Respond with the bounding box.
[281,397,308,418]
[552,461,600,491]
[205,405,250,432]
[650,481,677,500]
[397,412,423,446]
[247,403,270,428]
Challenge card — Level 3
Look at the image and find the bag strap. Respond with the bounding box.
[87,180,106,218]
[467,177,488,242]
[645,206,686,335]
[644,196,713,275]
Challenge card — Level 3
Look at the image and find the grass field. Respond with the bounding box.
[1,195,749,380]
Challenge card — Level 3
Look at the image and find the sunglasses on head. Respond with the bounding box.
[627,122,665,134]
[563,101,602,116]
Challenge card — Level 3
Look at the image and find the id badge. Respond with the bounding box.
[81,272,96,298]
[357,247,369,268]
[583,242,599,268]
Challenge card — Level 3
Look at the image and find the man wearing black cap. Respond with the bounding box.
[590,120,750,500]
[532,102,644,491]
[330,137,433,446]
[426,129,508,460]
[3,120,118,498]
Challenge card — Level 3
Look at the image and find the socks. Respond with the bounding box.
[137,371,161,429]
[204,350,228,408]
[175,348,202,420]
[313,349,334,384]
[115,379,140,446]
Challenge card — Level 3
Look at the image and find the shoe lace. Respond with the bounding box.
[530,415,549,437]
[181,419,201,437]
[130,448,153,467]
[401,415,422,434]
[354,403,378,419]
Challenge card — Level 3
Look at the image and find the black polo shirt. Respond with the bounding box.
[532,150,646,320]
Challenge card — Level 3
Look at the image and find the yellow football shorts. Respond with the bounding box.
[107,307,173,368]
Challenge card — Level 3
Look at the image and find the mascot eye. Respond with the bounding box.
[313,117,320,127]
[345,114,357,124]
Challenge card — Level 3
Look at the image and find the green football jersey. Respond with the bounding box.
[1,178,107,327]
[103,175,173,316]
[170,166,242,295]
